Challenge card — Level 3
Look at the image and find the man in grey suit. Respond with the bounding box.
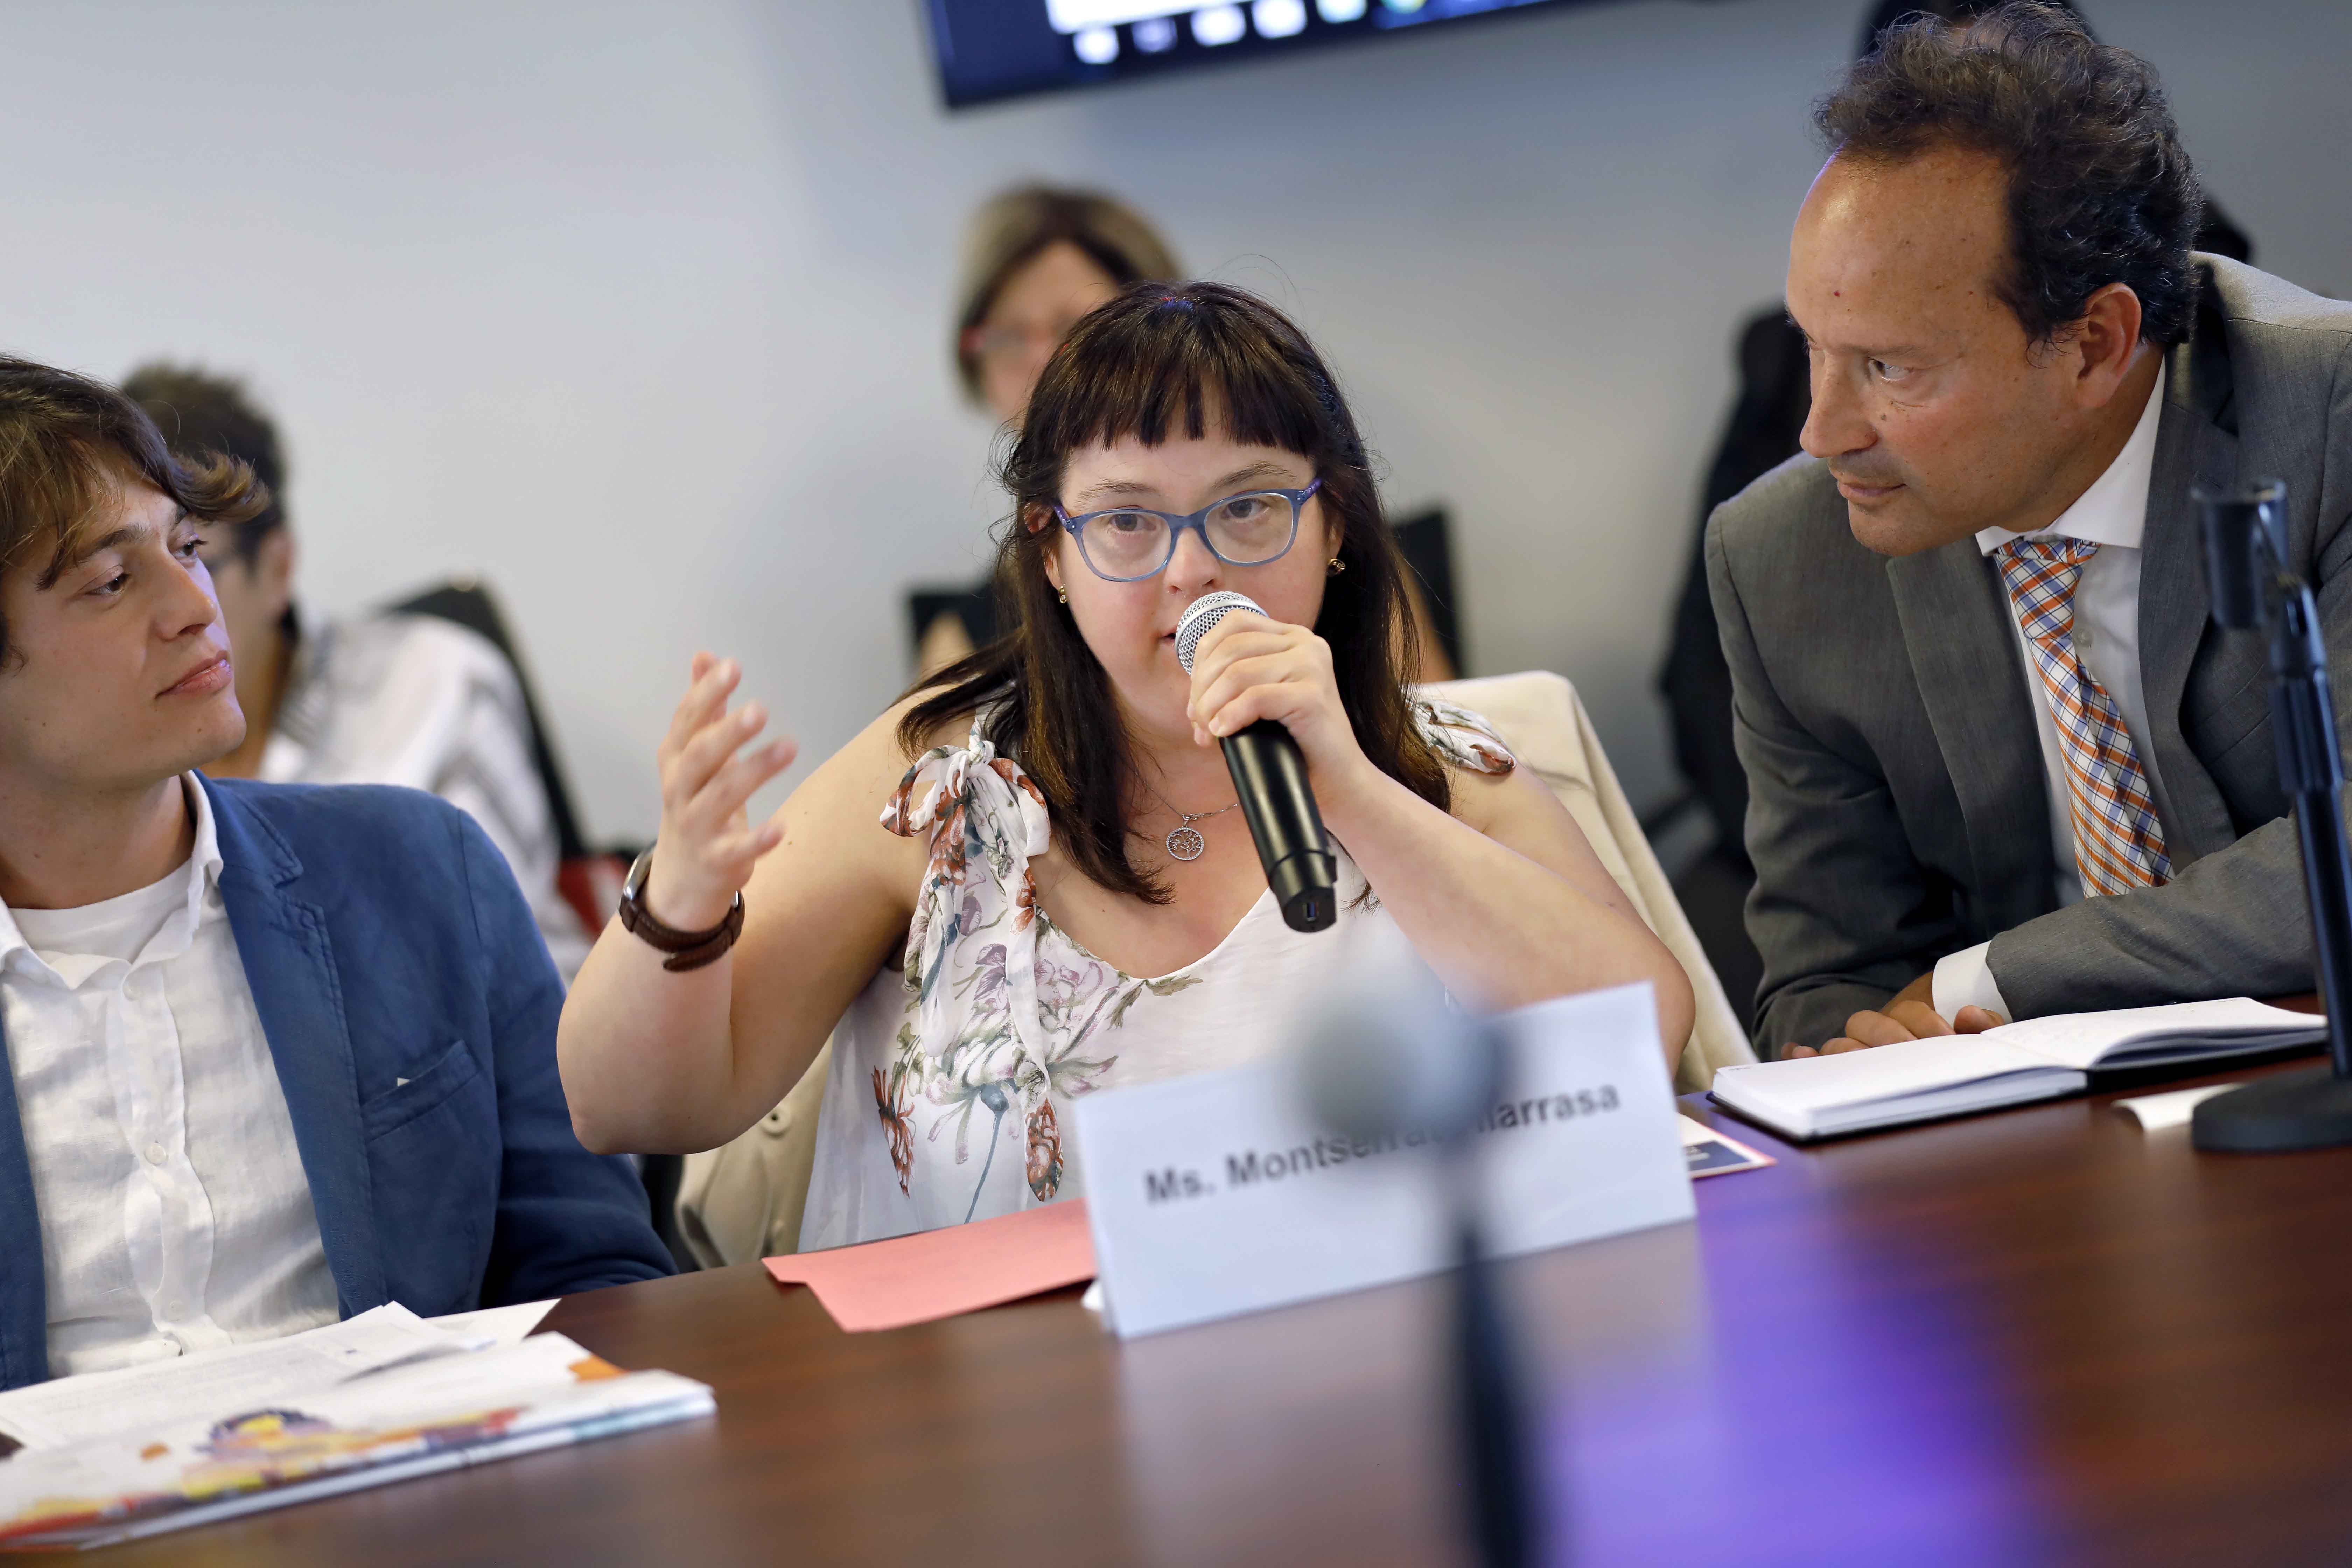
[1708,2,2352,1057]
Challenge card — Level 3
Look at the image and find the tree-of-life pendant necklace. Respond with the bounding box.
[1142,780,1239,862]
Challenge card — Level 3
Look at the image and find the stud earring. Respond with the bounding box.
[1326,556,1345,576]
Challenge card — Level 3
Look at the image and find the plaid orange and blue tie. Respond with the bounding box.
[1996,536,2173,896]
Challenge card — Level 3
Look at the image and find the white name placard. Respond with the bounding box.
[1071,982,1694,1337]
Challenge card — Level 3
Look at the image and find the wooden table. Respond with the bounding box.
[106,1058,2352,1567]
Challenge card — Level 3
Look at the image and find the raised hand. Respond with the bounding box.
[647,653,798,931]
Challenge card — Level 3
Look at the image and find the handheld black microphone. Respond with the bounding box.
[1174,591,1339,933]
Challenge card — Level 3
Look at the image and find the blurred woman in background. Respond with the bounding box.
[914,185,1182,675]
[956,185,1182,427]
[559,284,1691,1248]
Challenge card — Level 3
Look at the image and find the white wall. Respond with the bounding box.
[0,0,2345,840]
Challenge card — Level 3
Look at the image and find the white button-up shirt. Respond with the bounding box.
[1934,366,2169,1022]
[5,776,339,1378]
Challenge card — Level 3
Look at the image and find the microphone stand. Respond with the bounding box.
[2191,481,2352,1152]
[1441,1086,1544,1568]
[1303,991,1550,1567]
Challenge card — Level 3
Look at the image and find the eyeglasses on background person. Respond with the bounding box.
[1054,479,1323,582]
[952,185,1181,425]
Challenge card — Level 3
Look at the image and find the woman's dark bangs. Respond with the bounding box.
[1053,309,1324,463]
[1208,338,1325,457]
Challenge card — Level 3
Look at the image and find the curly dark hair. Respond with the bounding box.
[1816,0,2204,346]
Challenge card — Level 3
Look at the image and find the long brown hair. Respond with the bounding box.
[902,281,1447,903]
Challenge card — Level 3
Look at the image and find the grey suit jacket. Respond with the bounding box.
[1707,257,2352,1054]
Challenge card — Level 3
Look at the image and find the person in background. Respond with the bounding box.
[918,184,1456,685]
[1653,0,2252,1029]
[120,366,591,981]
[1708,2,2352,1056]
[560,283,1693,1249]
[958,185,1182,430]
[0,357,668,1389]
[915,184,1184,676]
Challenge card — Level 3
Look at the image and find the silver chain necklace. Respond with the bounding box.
[1140,780,1239,862]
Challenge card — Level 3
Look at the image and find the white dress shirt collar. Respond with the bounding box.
[1975,361,2167,558]
[0,775,221,989]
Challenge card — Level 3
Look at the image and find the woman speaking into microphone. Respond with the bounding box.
[557,284,1692,1247]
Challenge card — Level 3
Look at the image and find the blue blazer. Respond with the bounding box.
[0,777,672,1389]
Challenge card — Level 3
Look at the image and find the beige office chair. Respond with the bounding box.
[674,670,1755,1267]
[1422,672,1752,1090]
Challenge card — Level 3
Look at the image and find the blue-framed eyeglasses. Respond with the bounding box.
[1054,479,1322,583]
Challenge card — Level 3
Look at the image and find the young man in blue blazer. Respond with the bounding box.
[0,356,670,1391]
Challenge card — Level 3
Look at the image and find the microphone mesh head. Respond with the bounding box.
[1174,591,1265,673]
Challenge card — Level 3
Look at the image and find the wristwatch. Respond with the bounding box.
[618,848,745,972]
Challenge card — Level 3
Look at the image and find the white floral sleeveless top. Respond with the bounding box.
[797,699,1517,1252]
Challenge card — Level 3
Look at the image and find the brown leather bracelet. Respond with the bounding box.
[618,848,745,973]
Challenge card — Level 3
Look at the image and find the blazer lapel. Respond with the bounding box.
[1886,539,2057,937]
[202,779,387,1313]
[2137,326,2245,863]
[0,1026,49,1390]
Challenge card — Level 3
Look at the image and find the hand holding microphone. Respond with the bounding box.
[1175,592,1345,933]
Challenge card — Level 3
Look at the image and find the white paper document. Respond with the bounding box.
[1710,997,2325,1141]
[0,1330,713,1551]
[426,1299,559,1349]
[2114,1084,2238,1131]
[1981,998,2324,1069]
[1074,982,1693,1337]
[0,1304,482,1452]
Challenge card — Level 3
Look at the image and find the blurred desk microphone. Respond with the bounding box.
[1301,969,1546,1568]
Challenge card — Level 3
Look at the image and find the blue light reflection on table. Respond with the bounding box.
[1543,1178,2058,1566]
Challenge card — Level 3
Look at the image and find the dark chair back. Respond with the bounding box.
[1389,508,1463,677]
[388,579,591,862]
[907,581,1000,658]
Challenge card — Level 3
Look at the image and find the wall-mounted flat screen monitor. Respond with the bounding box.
[924,0,1606,108]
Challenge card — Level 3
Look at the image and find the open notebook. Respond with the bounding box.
[1709,997,2327,1142]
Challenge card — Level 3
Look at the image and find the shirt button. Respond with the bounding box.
[145,1142,167,1165]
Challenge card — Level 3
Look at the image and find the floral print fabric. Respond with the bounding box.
[796,700,1515,1251]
